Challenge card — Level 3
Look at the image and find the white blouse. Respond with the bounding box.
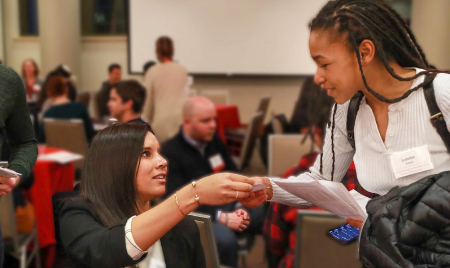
[269,69,450,207]
[125,216,166,268]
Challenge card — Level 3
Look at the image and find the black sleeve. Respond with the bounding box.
[3,67,38,179]
[60,199,146,267]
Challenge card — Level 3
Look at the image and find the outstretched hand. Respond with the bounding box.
[240,177,269,208]
[195,173,255,206]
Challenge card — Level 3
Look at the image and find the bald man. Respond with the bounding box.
[161,97,264,268]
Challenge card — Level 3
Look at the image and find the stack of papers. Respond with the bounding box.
[272,177,370,221]
[38,151,84,164]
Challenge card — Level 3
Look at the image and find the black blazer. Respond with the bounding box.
[60,197,206,268]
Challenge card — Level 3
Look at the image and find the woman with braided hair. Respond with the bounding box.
[241,0,450,233]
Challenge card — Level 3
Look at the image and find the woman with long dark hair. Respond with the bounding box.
[60,123,258,267]
[241,0,450,265]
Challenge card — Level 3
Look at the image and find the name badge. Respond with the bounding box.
[33,84,41,91]
[389,145,434,179]
[209,154,225,173]
[149,258,166,268]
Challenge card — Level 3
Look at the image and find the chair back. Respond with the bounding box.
[256,96,271,122]
[268,134,313,177]
[187,212,221,268]
[43,118,88,169]
[239,111,264,171]
[294,210,362,268]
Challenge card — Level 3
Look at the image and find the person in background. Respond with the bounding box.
[21,59,44,102]
[97,63,122,118]
[161,96,266,268]
[38,76,94,143]
[0,64,38,268]
[60,122,258,267]
[108,80,147,124]
[143,36,188,143]
[36,64,78,114]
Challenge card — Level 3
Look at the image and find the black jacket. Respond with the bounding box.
[161,129,238,221]
[60,197,206,268]
[360,171,450,268]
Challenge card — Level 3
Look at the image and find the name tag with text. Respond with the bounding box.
[389,145,434,179]
[209,154,226,173]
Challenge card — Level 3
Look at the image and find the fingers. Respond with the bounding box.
[228,190,251,200]
[240,194,267,208]
[0,176,18,187]
[228,181,253,192]
[227,173,255,185]
[0,176,19,195]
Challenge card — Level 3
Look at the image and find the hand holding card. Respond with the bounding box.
[252,183,268,192]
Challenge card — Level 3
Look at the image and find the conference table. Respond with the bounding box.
[25,145,75,268]
[215,104,241,143]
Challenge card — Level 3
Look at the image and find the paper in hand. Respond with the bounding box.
[252,183,267,192]
[0,167,21,178]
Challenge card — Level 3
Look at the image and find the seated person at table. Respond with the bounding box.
[60,123,258,268]
[161,97,266,268]
[97,63,122,118]
[38,76,94,143]
[108,80,147,124]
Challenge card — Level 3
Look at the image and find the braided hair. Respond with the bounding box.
[310,0,449,104]
[312,0,450,179]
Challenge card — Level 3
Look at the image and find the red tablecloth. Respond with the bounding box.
[26,145,75,267]
[216,105,241,142]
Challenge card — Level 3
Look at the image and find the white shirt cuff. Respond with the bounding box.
[125,216,148,260]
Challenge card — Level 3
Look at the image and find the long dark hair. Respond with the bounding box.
[310,0,450,104]
[81,123,154,228]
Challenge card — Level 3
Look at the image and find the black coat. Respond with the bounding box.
[360,171,450,268]
[60,197,206,268]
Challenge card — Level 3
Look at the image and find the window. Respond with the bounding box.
[19,0,39,36]
[81,0,128,36]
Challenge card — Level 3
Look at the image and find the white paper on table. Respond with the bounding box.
[38,151,83,164]
[273,178,366,221]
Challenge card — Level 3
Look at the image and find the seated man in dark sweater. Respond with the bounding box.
[107,80,147,124]
[39,75,94,143]
[161,97,264,268]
